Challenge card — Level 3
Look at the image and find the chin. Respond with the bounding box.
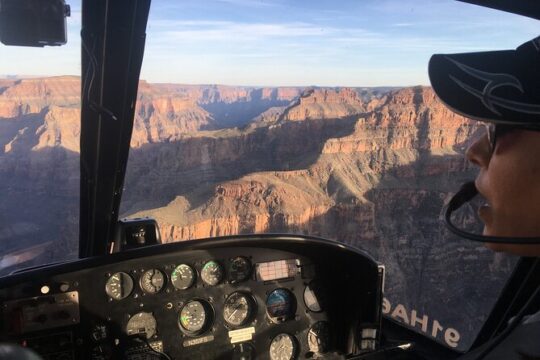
[482,225,493,236]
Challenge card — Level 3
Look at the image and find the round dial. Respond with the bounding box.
[303,281,325,312]
[308,321,330,354]
[179,300,212,335]
[126,312,157,339]
[139,269,165,294]
[201,261,223,286]
[229,256,252,283]
[105,272,133,300]
[266,288,296,323]
[269,333,297,360]
[171,264,196,290]
[223,292,255,327]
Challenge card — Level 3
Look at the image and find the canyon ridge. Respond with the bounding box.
[0,77,516,349]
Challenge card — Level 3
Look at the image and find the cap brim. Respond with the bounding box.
[428,50,540,126]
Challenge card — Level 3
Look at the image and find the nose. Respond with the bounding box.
[465,132,491,168]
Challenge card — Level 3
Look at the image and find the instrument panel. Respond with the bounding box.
[0,235,384,360]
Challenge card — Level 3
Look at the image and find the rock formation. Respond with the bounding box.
[0,78,515,350]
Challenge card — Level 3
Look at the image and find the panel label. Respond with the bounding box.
[183,335,214,347]
[228,327,255,344]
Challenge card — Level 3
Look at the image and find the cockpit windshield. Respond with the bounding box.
[1,0,538,353]
[0,1,82,271]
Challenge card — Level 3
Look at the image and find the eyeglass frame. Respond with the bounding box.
[484,123,540,155]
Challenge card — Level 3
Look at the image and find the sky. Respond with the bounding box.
[0,0,538,87]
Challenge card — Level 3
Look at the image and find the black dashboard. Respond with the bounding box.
[0,235,384,360]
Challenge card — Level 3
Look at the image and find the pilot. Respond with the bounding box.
[429,36,540,359]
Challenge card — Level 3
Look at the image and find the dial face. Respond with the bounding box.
[179,300,211,335]
[223,292,255,327]
[269,333,296,360]
[303,282,324,312]
[229,256,252,283]
[266,289,296,322]
[105,272,133,300]
[201,260,223,286]
[126,312,157,339]
[139,269,165,294]
[171,264,195,290]
[308,321,330,354]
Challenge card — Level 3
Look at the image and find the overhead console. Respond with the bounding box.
[0,235,384,360]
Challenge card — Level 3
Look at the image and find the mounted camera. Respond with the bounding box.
[111,217,162,253]
[0,0,70,47]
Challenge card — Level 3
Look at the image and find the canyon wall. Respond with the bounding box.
[0,78,515,349]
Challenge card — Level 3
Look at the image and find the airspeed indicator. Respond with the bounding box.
[178,300,213,335]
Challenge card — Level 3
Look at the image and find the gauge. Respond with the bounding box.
[139,269,165,294]
[229,256,252,283]
[269,333,297,360]
[126,312,157,339]
[223,292,256,327]
[233,343,255,359]
[171,264,196,290]
[266,288,296,323]
[178,300,212,335]
[303,281,325,312]
[308,321,330,354]
[105,272,134,300]
[201,260,223,286]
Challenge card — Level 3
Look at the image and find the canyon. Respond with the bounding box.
[0,77,516,349]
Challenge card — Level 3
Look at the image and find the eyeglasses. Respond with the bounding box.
[485,124,501,155]
[485,124,540,155]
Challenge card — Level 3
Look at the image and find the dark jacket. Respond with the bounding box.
[459,311,540,360]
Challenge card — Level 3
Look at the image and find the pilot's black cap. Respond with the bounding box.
[428,36,540,128]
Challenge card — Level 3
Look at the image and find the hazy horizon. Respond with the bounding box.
[0,0,538,87]
[0,74,415,88]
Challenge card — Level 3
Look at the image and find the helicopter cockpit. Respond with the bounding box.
[0,1,539,359]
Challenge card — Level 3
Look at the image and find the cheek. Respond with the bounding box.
[482,132,540,238]
[487,155,540,209]
[486,150,540,236]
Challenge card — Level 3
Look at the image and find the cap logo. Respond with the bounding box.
[445,56,540,116]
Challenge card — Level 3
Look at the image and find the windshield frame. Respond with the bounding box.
[78,0,151,258]
[74,0,538,354]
